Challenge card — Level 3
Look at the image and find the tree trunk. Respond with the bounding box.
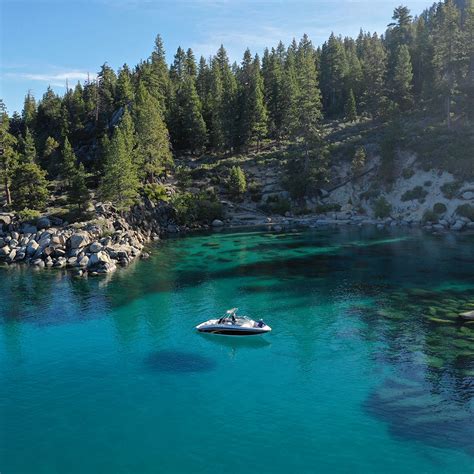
[2,163,11,205]
[447,92,451,129]
[4,177,11,206]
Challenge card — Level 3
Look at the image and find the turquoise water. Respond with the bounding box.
[1,226,474,473]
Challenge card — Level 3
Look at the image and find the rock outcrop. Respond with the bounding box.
[0,200,179,276]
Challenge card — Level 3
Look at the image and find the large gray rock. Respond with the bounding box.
[78,255,89,267]
[69,232,90,249]
[31,258,45,268]
[21,224,38,234]
[0,214,12,226]
[211,219,224,227]
[88,251,111,267]
[26,240,40,257]
[6,249,17,263]
[451,220,465,231]
[36,217,51,229]
[0,246,10,258]
[89,242,102,253]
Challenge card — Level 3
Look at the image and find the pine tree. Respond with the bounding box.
[150,34,171,110]
[208,58,225,150]
[100,126,139,209]
[97,63,117,128]
[119,109,137,164]
[320,33,348,116]
[392,44,414,110]
[11,162,49,211]
[352,146,367,174]
[0,101,18,205]
[461,0,474,120]
[228,165,247,198]
[281,47,299,139]
[21,128,37,164]
[179,76,207,153]
[360,33,388,116]
[68,163,90,212]
[344,89,357,121]
[248,55,268,151]
[293,35,323,170]
[215,45,238,151]
[62,138,77,186]
[43,136,60,174]
[22,92,37,132]
[116,64,134,107]
[432,0,463,127]
[134,83,173,182]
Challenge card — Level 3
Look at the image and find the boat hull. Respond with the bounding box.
[197,326,270,336]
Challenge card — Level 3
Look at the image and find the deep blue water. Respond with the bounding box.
[1,226,473,473]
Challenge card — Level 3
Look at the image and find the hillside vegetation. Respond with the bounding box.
[0,0,473,226]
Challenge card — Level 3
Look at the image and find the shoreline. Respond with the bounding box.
[2,204,473,277]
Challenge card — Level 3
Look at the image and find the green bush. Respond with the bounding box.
[172,192,223,225]
[401,186,428,202]
[441,181,462,199]
[18,208,41,223]
[142,183,169,202]
[456,204,474,221]
[373,197,392,218]
[248,181,262,202]
[261,195,291,215]
[433,202,447,214]
[422,210,438,224]
[228,166,247,198]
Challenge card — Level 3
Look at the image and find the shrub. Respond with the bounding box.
[424,180,432,187]
[261,195,291,215]
[373,197,392,218]
[228,166,247,198]
[142,183,169,202]
[422,210,438,224]
[351,146,366,175]
[172,192,223,225]
[18,208,41,223]
[248,181,262,202]
[441,181,462,199]
[456,204,474,221]
[401,186,428,202]
[433,202,447,214]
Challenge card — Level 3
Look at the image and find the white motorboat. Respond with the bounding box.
[196,308,272,336]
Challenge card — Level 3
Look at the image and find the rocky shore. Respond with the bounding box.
[0,200,183,276]
[228,208,474,233]
[2,201,473,277]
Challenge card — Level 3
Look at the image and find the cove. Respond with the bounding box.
[1,226,473,473]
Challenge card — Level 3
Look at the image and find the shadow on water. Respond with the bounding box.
[144,350,217,373]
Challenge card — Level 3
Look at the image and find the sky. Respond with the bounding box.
[1,0,431,115]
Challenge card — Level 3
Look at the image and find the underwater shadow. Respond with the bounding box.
[144,349,217,373]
